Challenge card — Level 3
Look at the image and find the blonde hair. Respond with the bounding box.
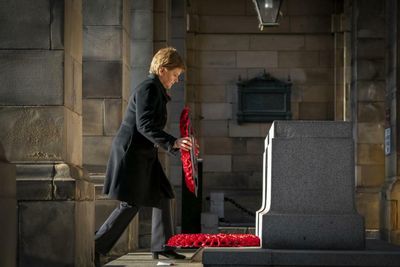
[149,47,186,74]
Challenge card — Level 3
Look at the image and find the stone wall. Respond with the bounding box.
[187,0,335,223]
[381,0,400,245]
[352,0,386,232]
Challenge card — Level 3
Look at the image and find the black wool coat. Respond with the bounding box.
[103,74,179,207]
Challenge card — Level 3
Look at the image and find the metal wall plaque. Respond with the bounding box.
[237,72,291,123]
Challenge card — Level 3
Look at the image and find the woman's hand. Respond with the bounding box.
[174,137,193,151]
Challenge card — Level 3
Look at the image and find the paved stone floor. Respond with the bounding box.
[105,250,204,267]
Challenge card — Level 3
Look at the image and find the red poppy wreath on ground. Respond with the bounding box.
[167,233,260,248]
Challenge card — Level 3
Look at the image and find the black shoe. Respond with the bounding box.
[95,252,102,267]
[152,250,186,260]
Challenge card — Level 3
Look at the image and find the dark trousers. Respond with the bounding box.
[95,199,174,255]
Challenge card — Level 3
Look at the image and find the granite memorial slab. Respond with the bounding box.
[202,121,400,266]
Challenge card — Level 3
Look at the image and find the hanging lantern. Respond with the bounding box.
[252,0,283,30]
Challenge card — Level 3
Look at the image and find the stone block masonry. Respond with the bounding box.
[0,51,63,105]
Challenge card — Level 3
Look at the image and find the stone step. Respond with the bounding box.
[202,239,400,267]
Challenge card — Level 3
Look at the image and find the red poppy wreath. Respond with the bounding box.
[167,233,260,248]
[179,106,199,195]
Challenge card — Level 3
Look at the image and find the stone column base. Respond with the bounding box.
[17,163,95,267]
[380,177,400,245]
[0,160,16,267]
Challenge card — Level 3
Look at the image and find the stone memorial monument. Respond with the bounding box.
[256,120,364,249]
[202,121,400,267]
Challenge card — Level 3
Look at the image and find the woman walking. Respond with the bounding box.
[94,47,192,266]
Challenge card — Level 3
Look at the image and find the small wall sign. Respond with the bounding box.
[385,127,391,156]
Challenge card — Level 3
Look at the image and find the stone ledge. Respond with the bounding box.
[202,239,400,267]
[17,163,94,201]
[271,120,352,138]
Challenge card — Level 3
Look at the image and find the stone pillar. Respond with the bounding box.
[83,0,138,257]
[332,1,351,121]
[83,0,130,173]
[381,0,400,245]
[168,0,187,226]
[352,0,386,233]
[131,0,153,94]
[0,143,16,267]
[256,121,365,249]
[0,0,95,266]
[130,0,154,248]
